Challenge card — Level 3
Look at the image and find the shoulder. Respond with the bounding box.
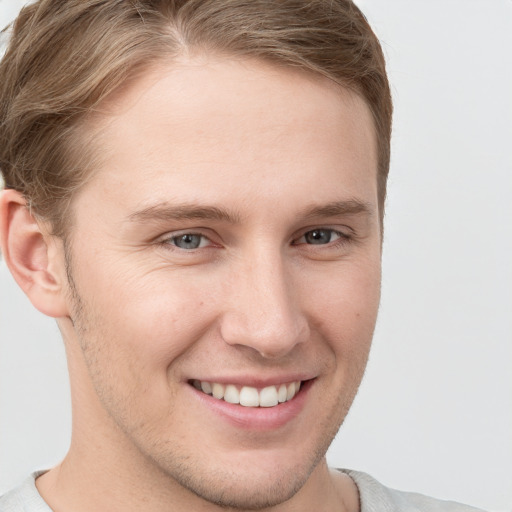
[339,469,488,512]
[0,473,52,512]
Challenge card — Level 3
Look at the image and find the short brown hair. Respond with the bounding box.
[0,0,392,238]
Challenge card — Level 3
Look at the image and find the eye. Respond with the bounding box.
[297,228,342,245]
[168,233,210,250]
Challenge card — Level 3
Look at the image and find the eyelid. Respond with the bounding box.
[157,229,217,250]
[293,227,351,245]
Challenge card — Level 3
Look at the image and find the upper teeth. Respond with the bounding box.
[192,380,301,408]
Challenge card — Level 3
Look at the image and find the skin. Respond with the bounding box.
[1,55,381,511]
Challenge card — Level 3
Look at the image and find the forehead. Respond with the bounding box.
[75,55,378,222]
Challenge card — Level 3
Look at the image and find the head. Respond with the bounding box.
[0,1,392,510]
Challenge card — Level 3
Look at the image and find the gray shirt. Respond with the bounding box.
[0,470,486,511]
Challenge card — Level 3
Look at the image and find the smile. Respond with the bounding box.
[191,380,302,408]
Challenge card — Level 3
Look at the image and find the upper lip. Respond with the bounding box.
[187,374,315,388]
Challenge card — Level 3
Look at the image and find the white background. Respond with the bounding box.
[1,1,511,510]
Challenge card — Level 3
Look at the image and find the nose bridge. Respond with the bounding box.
[221,246,309,358]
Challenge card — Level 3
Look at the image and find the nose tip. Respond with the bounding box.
[220,263,310,359]
[221,307,310,359]
[221,306,310,359]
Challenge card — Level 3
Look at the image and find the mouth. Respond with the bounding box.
[189,380,302,408]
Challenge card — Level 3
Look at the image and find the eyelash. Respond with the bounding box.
[293,228,350,247]
[163,232,213,251]
[158,228,351,252]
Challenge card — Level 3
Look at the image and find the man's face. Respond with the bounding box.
[61,56,381,508]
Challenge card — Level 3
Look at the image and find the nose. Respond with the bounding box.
[220,252,310,359]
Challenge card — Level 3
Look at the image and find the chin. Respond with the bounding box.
[174,463,311,510]
[147,441,327,510]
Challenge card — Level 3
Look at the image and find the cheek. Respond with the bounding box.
[304,258,381,350]
[75,256,221,372]
[71,268,222,428]
[124,290,216,367]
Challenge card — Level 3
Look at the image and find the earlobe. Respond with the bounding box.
[0,189,69,318]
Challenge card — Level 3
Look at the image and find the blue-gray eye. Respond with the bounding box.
[171,234,205,250]
[303,229,340,245]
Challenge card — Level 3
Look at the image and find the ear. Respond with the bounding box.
[0,189,69,318]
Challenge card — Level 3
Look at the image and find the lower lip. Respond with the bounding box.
[189,380,313,431]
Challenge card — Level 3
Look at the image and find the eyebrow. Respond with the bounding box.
[126,199,373,224]
[127,203,241,224]
[299,199,374,220]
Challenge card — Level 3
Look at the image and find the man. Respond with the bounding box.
[0,1,485,511]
